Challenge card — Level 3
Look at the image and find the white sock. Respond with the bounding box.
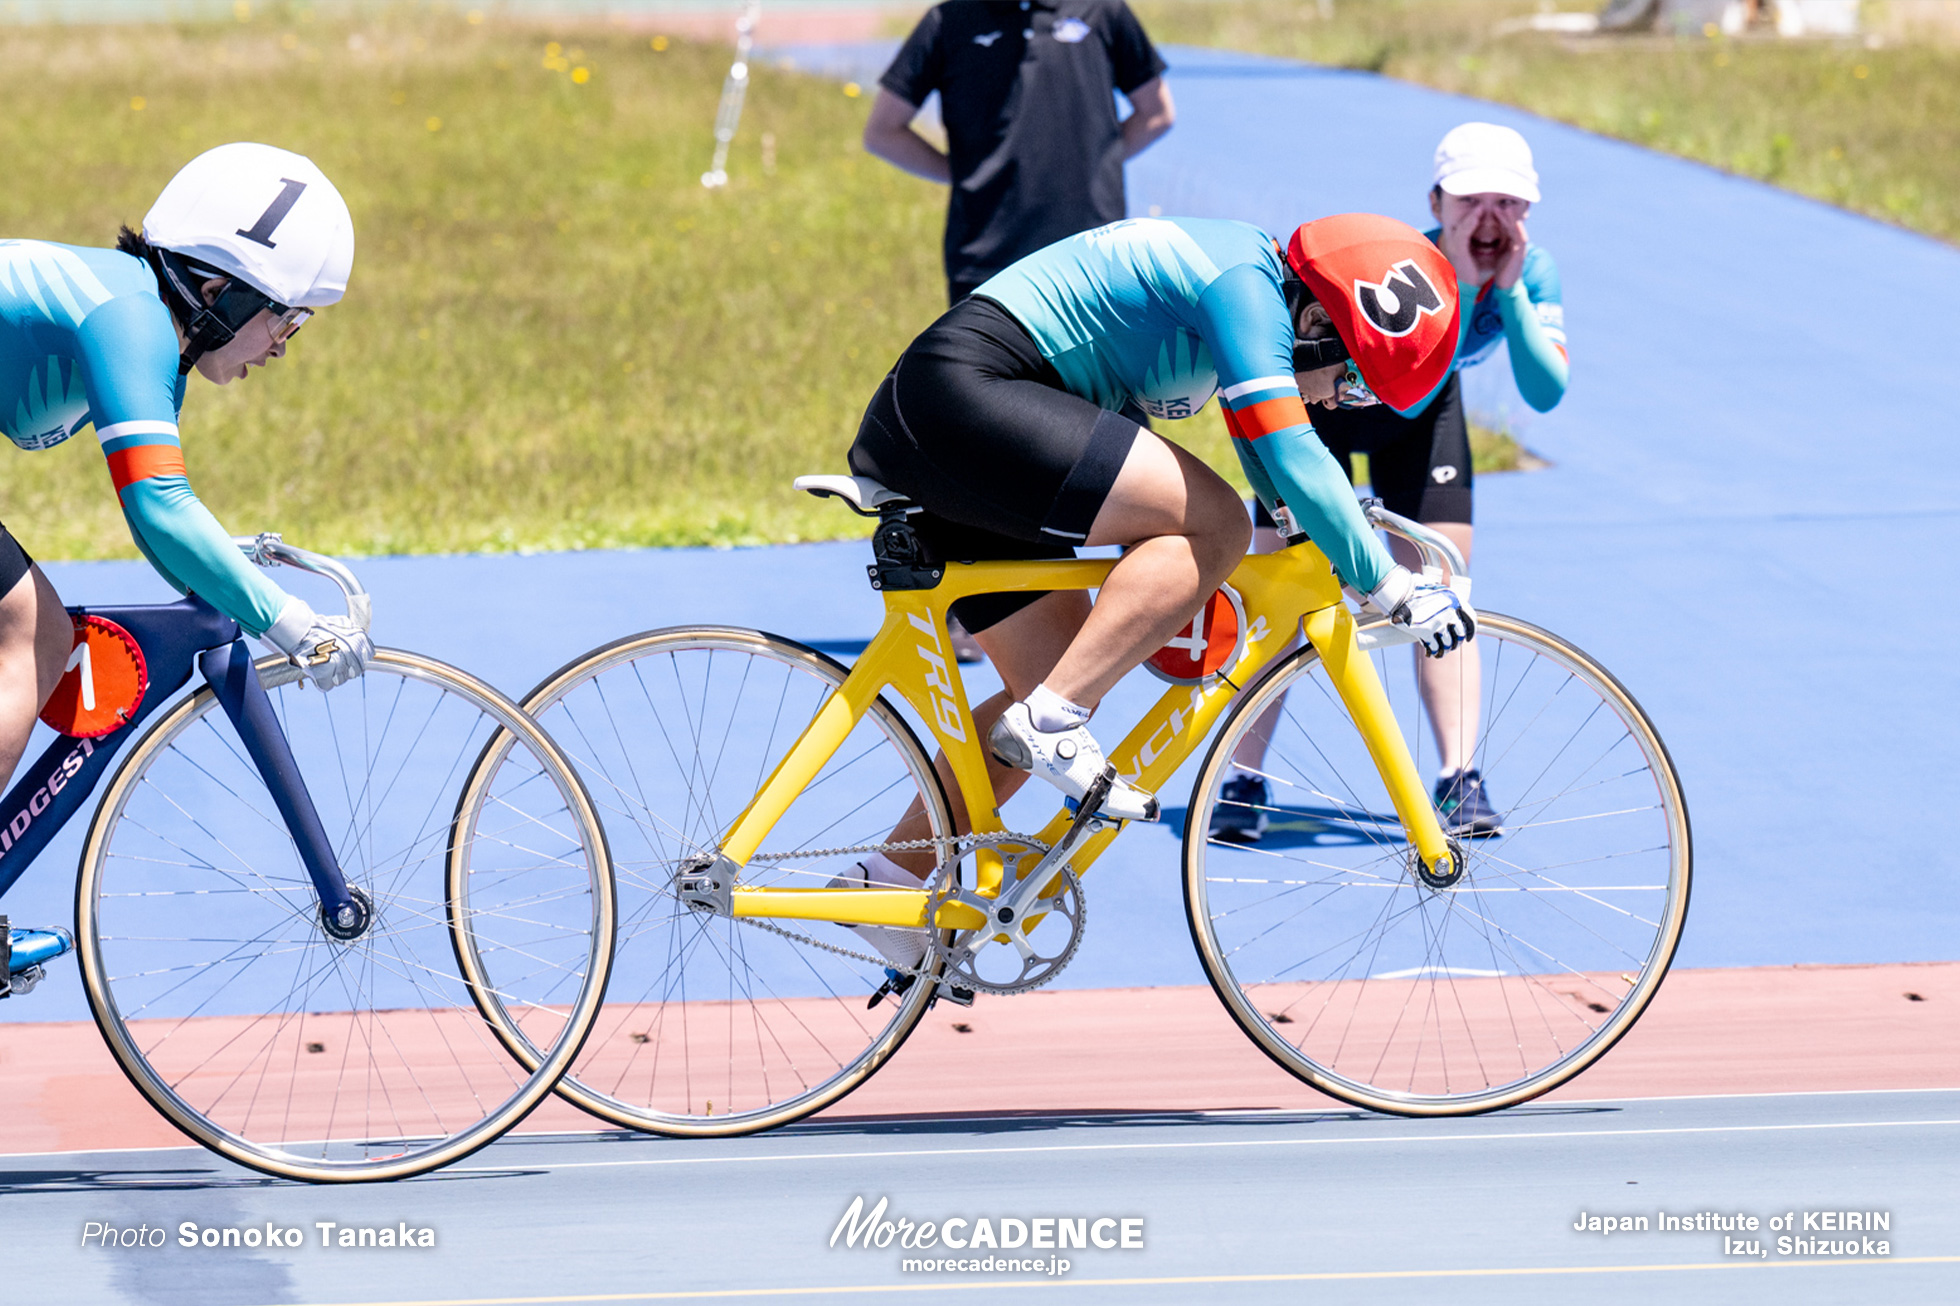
[1024,683,1091,733]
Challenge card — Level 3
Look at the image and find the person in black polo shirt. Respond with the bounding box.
[864,0,1175,305]
[865,2,1173,661]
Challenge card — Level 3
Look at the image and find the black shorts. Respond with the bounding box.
[849,296,1138,632]
[1258,372,1471,528]
[0,522,33,597]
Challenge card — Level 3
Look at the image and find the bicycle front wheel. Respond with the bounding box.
[466,627,955,1137]
[1185,613,1690,1115]
[76,649,613,1182]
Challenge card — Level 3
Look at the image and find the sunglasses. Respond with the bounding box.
[267,305,313,344]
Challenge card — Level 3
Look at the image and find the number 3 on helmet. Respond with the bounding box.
[1285,214,1461,417]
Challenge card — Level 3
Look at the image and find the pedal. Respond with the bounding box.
[1060,766,1157,825]
[867,968,916,1010]
[1,919,74,999]
[930,981,975,1008]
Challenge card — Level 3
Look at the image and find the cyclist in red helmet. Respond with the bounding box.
[843,212,1471,861]
[1214,125,1567,845]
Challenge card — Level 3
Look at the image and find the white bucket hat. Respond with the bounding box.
[1432,122,1541,203]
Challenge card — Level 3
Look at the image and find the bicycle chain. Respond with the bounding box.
[727,830,1049,980]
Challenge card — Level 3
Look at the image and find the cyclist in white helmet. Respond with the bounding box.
[0,143,370,989]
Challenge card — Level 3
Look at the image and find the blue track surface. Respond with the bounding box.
[6,44,1958,1030]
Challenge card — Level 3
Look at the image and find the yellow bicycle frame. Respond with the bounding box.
[713,541,1453,931]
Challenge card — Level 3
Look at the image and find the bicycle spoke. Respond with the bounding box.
[1187,614,1688,1113]
[84,652,608,1181]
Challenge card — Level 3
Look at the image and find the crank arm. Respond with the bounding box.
[987,767,1115,926]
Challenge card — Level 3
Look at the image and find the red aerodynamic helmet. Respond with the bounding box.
[1284,213,1461,416]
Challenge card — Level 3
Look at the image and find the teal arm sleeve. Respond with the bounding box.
[1231,427,1394,594]
[1493,280,1568,412]
[118,475,290,636]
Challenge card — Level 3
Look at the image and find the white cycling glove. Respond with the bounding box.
[1367,565,1476,658]
[262,596,375,691]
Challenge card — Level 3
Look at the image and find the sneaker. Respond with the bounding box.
[986,703,1158,823]
[826,865,928,971]
[1435,769,1503,837]
[1209,774,1271,843]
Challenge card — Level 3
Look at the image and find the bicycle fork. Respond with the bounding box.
[199,642,369,938]
[1302,603,1461,886]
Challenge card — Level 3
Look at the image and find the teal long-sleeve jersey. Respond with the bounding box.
[975,217,1401,594]
[0,239,289,634]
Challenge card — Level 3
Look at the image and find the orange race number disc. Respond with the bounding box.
[1145,585,1246,684]
[39,614,149,739]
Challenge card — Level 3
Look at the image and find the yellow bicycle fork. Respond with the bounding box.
[685,544,1456,933]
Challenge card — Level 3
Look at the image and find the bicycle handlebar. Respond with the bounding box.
[232,533,373,634]
[1362,501,1468,589]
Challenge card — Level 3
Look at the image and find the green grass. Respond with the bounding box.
[11,2,1939,560]
[2,6,956,558]
[1137,0,1960,242]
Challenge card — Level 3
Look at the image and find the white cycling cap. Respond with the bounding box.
[143,142,354,309]
[1432,122,1540,203]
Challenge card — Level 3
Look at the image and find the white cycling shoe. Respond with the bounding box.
[987,703,1159,823]
[826,863,928,971]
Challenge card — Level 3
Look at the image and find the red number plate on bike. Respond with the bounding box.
[40,614,149,738]
[1145,585,1246,684]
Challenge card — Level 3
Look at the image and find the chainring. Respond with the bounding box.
[721,831,1049,981]
[927,841,1086,996]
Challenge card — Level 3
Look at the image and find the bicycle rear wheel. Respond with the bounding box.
[1184,613,1690,1115]
[76,649,613,1182]
[464,627,954,1137]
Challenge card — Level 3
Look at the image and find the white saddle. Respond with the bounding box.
[792,474,914,513]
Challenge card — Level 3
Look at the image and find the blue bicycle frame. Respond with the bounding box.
[0,595,362,935]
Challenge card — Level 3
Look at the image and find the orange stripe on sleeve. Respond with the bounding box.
[1229,394,1311,440]
[106,444,188,492]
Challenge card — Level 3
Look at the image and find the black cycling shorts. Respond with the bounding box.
[0,522,34,598]
[849,296,1139,633]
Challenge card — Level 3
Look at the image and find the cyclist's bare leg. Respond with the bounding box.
[1038,431,1249,709]
[1397,526,1479,774]
[0,566,75,786]
[876,432,1244,876]
[883,591,1089,878]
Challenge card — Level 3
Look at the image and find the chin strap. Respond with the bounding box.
[1292,336,1352,372]
[145,247,254,375]
[1283,267,1353,374]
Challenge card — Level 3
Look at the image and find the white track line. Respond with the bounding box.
[233,1257,1960,1306]
[446,1116,1960,1173]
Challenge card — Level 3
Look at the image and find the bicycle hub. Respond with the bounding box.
[321,886,373,941]
[1415,839,1468,890]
